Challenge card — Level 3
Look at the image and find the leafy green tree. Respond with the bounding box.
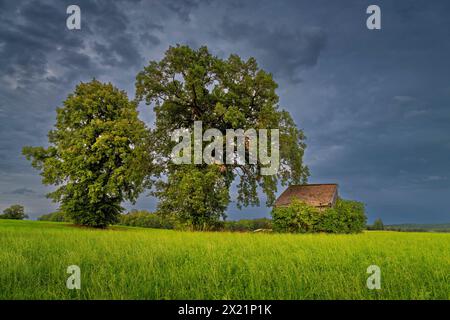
[272,198,366,233]
[23,80,152,228]
[0,204,28,220]
[271,199,321,233]
[372,218,384,230]
[319,199,367,233]
[136,45,309,229]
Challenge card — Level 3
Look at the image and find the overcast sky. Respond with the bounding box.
[1,0,449,223]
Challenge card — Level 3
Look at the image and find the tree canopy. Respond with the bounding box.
[136,45,309,229]
[23,80,152,227]
[0,204,28,220]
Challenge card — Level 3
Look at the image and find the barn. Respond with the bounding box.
[274,184,339,210]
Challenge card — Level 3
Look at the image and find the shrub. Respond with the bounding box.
[271,200,322,233]
[0,204,28,220]
[369,218,385,230]
[38,211,70,222]
[318,199,367,233]
[118,210,175,229]
[271,198,366,233]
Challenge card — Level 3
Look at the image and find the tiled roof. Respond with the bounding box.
[275,184,338,207]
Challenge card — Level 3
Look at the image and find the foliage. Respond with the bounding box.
[38,211,70,222]
[271,200,322,233]
[118,210,175,229]
[118,210,271,232]
[271,198,366,233]
[155,165,230,230]
[135,45,309,229]
[369,218,385,230]
[23,80,152,228]
[318,199,367,233]
[0,204,28,220]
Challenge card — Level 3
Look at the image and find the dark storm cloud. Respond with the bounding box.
[163,0,211,21]
[0,0,147,89]
[8,188,36,195]
[140,33,161,46]
[1,0,449,223]
[92,34,142,68]
[0,0,199,219]
[0,1,83,86]
[217,18,326,83]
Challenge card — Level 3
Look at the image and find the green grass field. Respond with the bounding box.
[0,219,448,300]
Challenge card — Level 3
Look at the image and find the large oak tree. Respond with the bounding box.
[136,45,309,229]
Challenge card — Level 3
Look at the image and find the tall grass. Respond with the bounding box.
[0,220,448,299]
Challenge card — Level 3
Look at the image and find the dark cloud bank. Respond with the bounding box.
[1,0,449,223]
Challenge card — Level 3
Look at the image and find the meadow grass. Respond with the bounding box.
[0,219,448,300]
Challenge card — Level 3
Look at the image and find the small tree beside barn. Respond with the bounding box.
[271,184,366,233]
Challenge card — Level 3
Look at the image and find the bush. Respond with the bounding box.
[271,198,366,234]
[271,200,322,233]
[318,199,367,233]
[368,218,385,230]
[118,210,175,229]
[38,211,70,222]
[0,204,28,220]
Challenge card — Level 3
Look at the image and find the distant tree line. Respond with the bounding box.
[36,209,450,233]
[118,211,272,232]
[383,223,450,233]
[38,209,273,232]
[38,211,68,222]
